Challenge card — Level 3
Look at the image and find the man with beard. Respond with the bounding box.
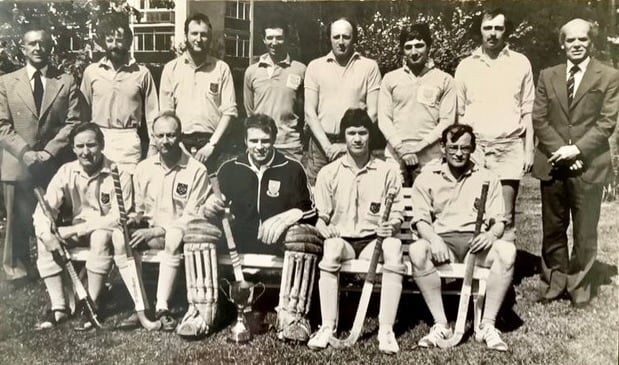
[378,23,456,186]
[304,17,381,184]
[120,110,209,330]
[160,13,237,173]
[244,19,306,162]
[455,8,535,242]
[80,14,159,173]
[0,23,81,282]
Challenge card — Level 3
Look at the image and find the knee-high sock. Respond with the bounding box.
[378,271,402,331]
[156,253,181,311]
[414,267,448,325]
[43,273,66,312]
[318,270,338,329]
[482,267,514,327]
[87,271,106,304]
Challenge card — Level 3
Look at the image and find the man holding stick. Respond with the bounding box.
[409,124,515,351]
[308,108,405,354]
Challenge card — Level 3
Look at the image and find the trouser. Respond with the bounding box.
[182,132,231,175]
[100,127,142,174]
[385,141,442,187]
[540,175,603,304]
[2,181,37,280]
[305,133,343,185]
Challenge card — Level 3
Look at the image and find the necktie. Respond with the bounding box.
[33,69,43,114]
[567,65,579,106]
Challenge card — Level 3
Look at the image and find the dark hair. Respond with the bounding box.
[184,13,212,35]
[399,23,432,50]
[22,21,51,38]
[70,122,105,148]
[96,13,133,47]
[441,124,476,151]
[244,114,278,142]
[262,17,288,38]
[472,7,514,39]
[153,110,182,134]
[328,17,358,43]
[338,108,379,147]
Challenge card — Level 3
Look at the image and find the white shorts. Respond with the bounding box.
[472,138,524,180]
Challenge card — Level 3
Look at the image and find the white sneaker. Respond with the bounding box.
[475,324,508,351]
[377,329,399,354]
[418,323,453,348]
[307,325,334,350]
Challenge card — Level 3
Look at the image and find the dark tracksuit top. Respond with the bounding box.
[217,150,317,254]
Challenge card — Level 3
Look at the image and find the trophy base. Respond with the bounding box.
[227,320,252,344]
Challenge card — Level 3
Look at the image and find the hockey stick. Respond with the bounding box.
[329,189,397,348]
[210,176,245,283]
[32,186,103,329]
[110,164,162,331]
[436,181,490,348]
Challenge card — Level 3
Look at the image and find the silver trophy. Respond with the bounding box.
[221,278,265,343]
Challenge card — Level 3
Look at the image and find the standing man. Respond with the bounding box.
[378,23,456,186]
[304,17,382,184]
[409,124,515,351]
[81,14,159,172]
[160,12,238,173]
[455,8,535,241]
[0,23,81,281]
[308,108,405,354]
[122,111,209,331]
[532,19,619,307]
[244,19,306,162]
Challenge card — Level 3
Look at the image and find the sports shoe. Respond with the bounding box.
[377,329,399,354]
[35,308,69,330]
[418,323,453,348]
[307,325,334,350]
[117,312,140,330]
[156,309,178,332]
[475,324,508,351]
[279,316,311,342]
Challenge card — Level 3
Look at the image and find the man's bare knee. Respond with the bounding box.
[409,239,431,269]
[491,239,516,269]
[164,228,184,255]
[382,237,402,263]
[89,229,112,256]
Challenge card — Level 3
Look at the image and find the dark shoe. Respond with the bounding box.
[117,312,140,330]
[156,309,177,332]
[571,300,590,309]
[74,315,95,332]
[35,308,69,330]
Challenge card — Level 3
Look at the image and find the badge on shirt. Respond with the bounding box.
[286,74,301,90]
[369,202,381,214]
[100,192,110,205]
[176,182,188,197]
[416,85,440,106]
[266,179,280,198]
[209,82,219,94]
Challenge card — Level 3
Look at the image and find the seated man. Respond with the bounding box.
[409,124,516,351]
[121,110,209,331]
[33,123,132,329]
[202,113,319,342]
[307,108,405,354]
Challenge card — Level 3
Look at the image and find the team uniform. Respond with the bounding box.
[244,54,306,161]
[378,62,456,185]
[80,57,159,172]
[304,52,381,183]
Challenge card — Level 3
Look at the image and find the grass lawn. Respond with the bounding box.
[0,176,617,365]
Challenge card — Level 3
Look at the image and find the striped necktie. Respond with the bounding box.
[567,65,579,106]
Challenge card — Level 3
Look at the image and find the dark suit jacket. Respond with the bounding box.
[0,66,81,181]
[532,58,619,184]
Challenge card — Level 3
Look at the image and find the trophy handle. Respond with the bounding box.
[252,282,266,303]
[220,278,233,302]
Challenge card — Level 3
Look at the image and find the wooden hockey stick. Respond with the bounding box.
[436,181,490,348]
[210,176,245,282]
[33,186,103,329]
[329,189,397,348]
[110,164,162,331]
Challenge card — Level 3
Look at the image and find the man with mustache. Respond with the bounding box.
[244,19,306,162]
[160,13,237,173]
[0,23,81,282]
[304,17,382,184]
[80,14,159,173]
[378,23,456,186]
[455,8,535,243]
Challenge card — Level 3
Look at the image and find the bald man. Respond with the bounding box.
[532,18,619,307]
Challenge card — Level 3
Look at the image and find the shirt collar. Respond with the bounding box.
[432,160,479,181]
[182,52,215,68]
[258,53,291,67]
[472,45,511,59]
[567,57,590,74]
[340,154,378,171]
[26,63,48,80]
[247,149,276,172]
[403,58,435,76]
[98,56,137,70]
[74,156,113,178]
[154,150,190,171]
[326,51,360,63]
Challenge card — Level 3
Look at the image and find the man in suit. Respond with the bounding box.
[0,23,81,281]
[532,18,619,307]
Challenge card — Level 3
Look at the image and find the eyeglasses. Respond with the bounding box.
[446,145,473,154]
[403,43,426,50]
[481,25,505,32]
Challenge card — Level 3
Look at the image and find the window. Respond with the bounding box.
[225,1,250,20]
[224,33,250,58]
[134,31,174,52]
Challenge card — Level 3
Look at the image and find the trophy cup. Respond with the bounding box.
[221,278,265,344]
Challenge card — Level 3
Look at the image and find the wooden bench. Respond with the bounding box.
[68,187,489,329]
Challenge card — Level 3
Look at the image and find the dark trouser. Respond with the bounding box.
[181,132,229,175]
[540,176,603,304]
[305,133,343,185]
[2,181,37,280]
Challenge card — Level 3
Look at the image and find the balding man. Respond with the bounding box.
[532,19,619,307]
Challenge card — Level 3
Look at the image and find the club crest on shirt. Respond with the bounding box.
[266,179,280,198]
[100,192,110,205]
[176,182,188,197]
[369,202,381,214]
[209,82,219,93]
